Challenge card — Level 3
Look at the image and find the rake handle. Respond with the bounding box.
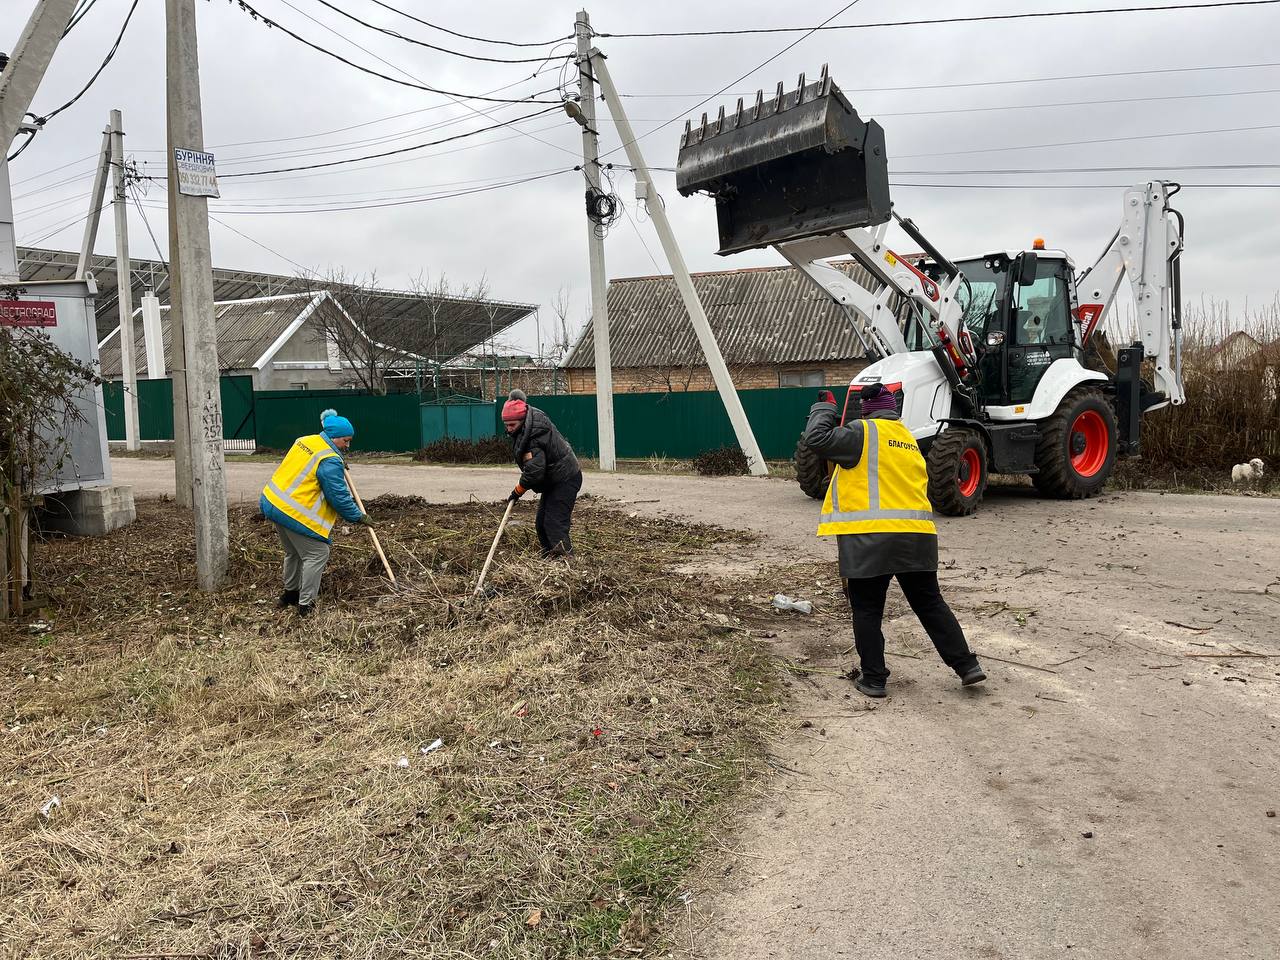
[343,467,396,585]
[474,499,515,597]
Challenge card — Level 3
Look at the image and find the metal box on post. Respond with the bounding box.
[676,68,891,254]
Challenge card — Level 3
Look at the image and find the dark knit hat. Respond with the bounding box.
[859,384,898,415]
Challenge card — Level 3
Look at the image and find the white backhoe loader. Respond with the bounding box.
[675,67,1185,514]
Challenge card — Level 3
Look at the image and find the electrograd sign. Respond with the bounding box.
[0,300,58,327]
[174,148,220,197]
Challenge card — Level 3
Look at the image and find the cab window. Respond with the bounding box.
[1012,261,1073,346]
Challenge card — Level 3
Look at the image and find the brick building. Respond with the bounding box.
[562,260,903,394]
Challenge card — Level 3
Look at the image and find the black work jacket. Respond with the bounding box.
[804,402,938,580]
[511,407,581,493]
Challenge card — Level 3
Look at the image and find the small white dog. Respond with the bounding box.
[1231,457,1266,483]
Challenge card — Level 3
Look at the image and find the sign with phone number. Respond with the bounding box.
[0,300,57,327]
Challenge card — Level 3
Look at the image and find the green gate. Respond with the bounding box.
[420,399,498,445]
[104,375,256,443]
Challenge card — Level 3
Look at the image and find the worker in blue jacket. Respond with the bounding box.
[260,408,370,616]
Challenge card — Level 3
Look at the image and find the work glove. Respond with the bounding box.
[507,485,526,503]
[358,513,376,527]
[817,389,837,406]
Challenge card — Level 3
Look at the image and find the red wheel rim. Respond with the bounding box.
[1070,410,1109,477]
[957,447,982,498]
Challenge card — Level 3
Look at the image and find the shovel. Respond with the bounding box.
[473,499,515,597]
[343,467,396,586]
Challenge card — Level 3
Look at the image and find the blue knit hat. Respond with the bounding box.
[320,407,355,439]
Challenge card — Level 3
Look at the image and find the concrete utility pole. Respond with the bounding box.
[110,110,140,450]
[574,11,616,471]
[590,53,769,476]
[77,125,113,278]
[0,0,78,280]
[166,0,228,589]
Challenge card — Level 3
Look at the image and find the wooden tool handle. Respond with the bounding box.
[344,467,396,585]
[474,499,515,597]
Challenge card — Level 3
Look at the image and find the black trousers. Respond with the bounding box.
[845,571,978,684]
[536,471,582,556]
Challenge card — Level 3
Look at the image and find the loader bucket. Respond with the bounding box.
[676,68,890,255]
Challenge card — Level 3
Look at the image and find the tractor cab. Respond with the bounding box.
[954,246,1081,410]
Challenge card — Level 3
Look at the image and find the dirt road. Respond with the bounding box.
[112,458,1280,958]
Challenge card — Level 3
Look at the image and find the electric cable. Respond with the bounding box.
[887,181,1280,189]
[6,131,36,163]
[269,0,582,160]
[896,121,1280,160]
[227,0,560,104]
[364,0,571,47]
[307,0,573,64]
[9,153,99,189]
[600,0,867,160]
[212,106,562,178]
[617,59,1280,98]
[64,0,102,35]
[891,162,1280,175]
[35,0,140,123]
[598,1,1280,38]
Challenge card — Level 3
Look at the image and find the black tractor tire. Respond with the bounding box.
[926,428,988,516]
[1031,388,1117,499]
[794,437,830,500]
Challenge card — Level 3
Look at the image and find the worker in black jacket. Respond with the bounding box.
[502,389,583,557]
[804,384,985,698]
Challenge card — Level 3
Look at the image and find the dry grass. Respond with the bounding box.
[0,499,781,958]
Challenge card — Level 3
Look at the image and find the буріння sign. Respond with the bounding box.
[174,148,220,198]
[0,300,58,327]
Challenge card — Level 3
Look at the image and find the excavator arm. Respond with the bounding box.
[1074,181,1186,409]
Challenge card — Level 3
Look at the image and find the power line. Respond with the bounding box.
[601,0,868,161]
[889,181,1280,189]
[896,121,1280,159]
[137,168,574,215]
[64,0,102,35]
[272,0,582,163]
[892,162,1280,175]
[308,0,572,64]
[874,84,1280,119]
[598,1,1280,38]
[212,105,563,178]
[36,0,140,122]
[228,0,560,104]
[364,0,572,48]
[207,213,311,273]
[617,59,1280,98]
[201,167,568,206]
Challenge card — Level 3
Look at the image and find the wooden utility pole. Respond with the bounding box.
[110,110,140,450]
[166,0,228,589]
[574,10,616,471]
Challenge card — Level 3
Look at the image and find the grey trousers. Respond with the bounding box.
[273,522,331,605]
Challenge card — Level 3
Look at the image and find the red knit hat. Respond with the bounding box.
[502,389,528,422]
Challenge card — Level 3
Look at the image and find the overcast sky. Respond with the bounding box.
[6,0,1280,356]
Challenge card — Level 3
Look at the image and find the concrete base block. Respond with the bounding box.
[40,485,137,537]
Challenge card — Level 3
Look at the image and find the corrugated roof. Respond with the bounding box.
[97,292,335,378]
[17,246,535,359]
[564,260,906,369]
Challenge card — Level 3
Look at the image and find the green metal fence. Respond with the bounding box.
[502,386,851,461]
[254,391,422,452]
[103,376,255,442]
[103,380,847,460]
[419,399,498,446]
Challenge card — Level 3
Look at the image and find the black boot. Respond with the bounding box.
[854,676,887,699]
[277,589,300,609]
[959,664,987,686]
[296,602,315,618]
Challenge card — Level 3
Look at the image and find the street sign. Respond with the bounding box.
[174,147,220,197]
[0,299,57,327]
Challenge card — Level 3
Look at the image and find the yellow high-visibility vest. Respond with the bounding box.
[817,418,937,537]
[262,434,341,538]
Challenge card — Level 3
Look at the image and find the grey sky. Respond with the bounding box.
[7,0,1280,356]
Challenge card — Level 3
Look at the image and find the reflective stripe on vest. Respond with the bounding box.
[818,419,938,537]
[261,434,341,537]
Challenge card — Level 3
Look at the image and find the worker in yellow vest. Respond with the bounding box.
[804,385,985,698]
[260,408,371,617]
